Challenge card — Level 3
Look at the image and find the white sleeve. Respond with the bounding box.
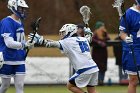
[2,33,23,49]
[43,39,69,53]
[44,39,68,53]
[58,39,69,54]
[44,40,60,48]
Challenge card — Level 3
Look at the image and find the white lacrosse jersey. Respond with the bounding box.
[59,37,99,74]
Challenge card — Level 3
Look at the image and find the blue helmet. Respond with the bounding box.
[7,0,29,19]
[136,0,140,5]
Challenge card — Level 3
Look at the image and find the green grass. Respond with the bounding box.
[6,85,140,93]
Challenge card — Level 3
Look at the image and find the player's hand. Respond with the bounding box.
[28,33,44,45]
[84,27,91,33]
[124,35,133,45]
[84,27,93,36]
[23,40,35,49]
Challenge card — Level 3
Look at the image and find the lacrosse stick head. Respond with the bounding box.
[112,0,124,17]
[31,17,42,33]
[80,6,91,26]
[30,17,42,43]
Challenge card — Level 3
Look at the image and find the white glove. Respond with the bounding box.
[28,33,44,45]
[84,27,93,36]
[84,27,91,33]
[124,35,133,44]
[23,40,35,49]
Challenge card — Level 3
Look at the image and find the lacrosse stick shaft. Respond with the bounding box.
[25,17,41,59]
[85,24,88,28]
[24,30,36,59]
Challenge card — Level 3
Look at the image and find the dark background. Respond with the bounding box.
[0,0,135,35]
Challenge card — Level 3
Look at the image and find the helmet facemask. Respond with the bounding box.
[8,0,29,19]
[59,31,66,40]
[59,24,78,39]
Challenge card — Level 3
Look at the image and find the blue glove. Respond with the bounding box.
[28,33,44,45]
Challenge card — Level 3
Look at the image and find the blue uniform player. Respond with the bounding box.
[119,0,140,93]
[0,0,34,93]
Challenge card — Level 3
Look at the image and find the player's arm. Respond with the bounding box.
[28,33,61,48]
[1,21,34,50]
[2,33,34,50]
[119,31,133,44]
[119,16,128,40]
[119,15,133,44]
[43,39,60,48]
[84,27,93,43]
[2,33,23,49]
[119,31,127,40]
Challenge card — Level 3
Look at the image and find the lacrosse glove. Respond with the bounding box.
[84,27,93,36]
[84,27,93,42]
[22,40,35,49]
[124,35,133,45]
[28,33,44,45]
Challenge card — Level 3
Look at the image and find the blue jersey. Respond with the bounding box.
[0,16,26,63]
[119,6,140,51]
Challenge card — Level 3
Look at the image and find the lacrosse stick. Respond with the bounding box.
[113,0,125,18]
[80,5,91,28]
[113,0,140,85]
[25,17,42,59]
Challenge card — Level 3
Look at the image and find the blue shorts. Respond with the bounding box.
[122,50,140,74]
[0,64,25,78]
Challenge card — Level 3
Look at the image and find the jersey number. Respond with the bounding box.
[77,41,90,53]
[16,32,25,43]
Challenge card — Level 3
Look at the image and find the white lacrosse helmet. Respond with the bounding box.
[7,0,29,19]
[59,24,78,39]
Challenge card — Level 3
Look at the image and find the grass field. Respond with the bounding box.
[6,85,140,93]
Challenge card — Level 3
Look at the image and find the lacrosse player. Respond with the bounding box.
[119,0,140,93]
[29,24,99,93]
[0,0,34,93]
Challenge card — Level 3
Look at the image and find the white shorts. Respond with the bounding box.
[69,72,98,88]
